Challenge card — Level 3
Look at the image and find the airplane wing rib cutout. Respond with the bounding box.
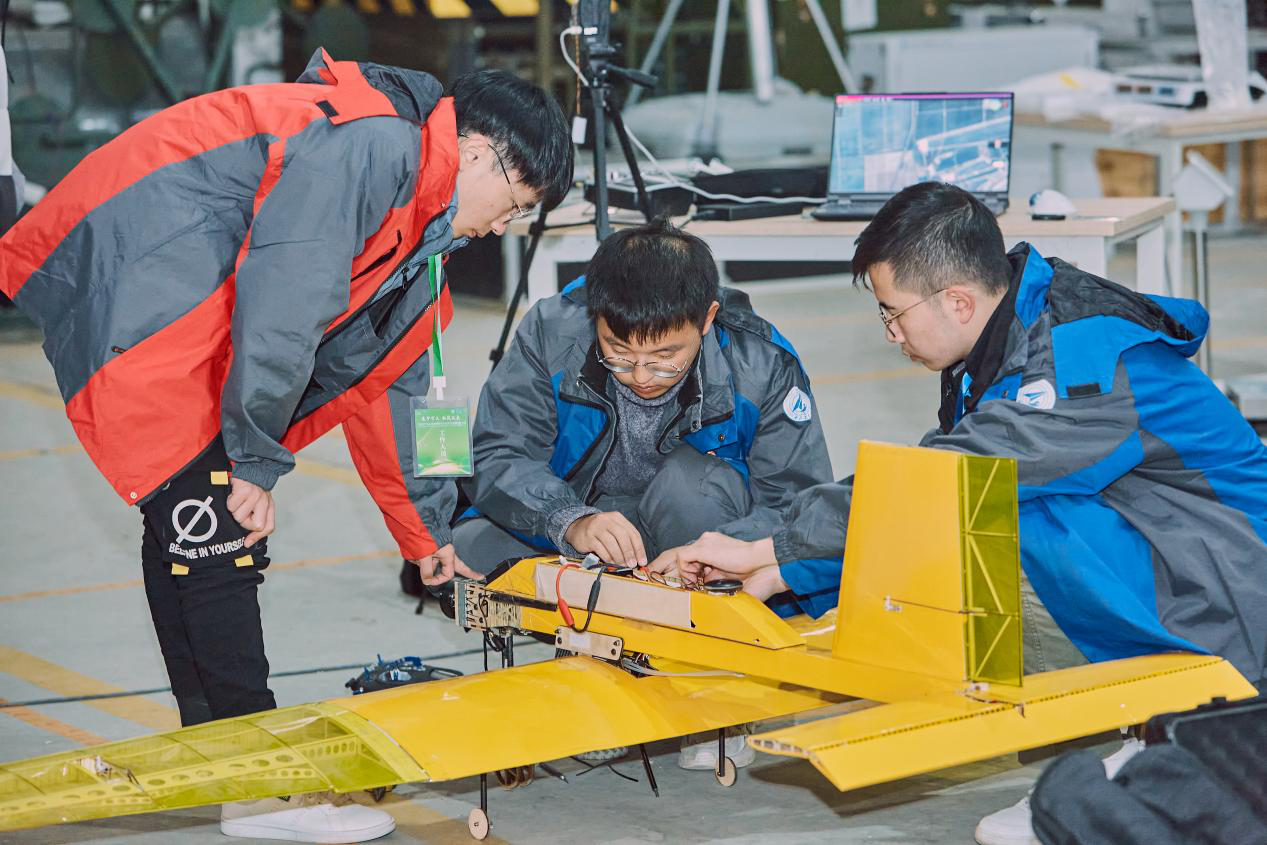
[0,657,837,831]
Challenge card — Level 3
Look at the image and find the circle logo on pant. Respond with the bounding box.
[172,496,218,544]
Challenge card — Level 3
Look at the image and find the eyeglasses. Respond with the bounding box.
[596,346,687,379]
[487,142,536,222]
[878,289,946,339]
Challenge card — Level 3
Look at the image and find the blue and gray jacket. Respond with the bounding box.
[734,243,1267,683]
[461,281,834,549]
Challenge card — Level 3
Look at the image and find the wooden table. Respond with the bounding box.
[1015,106,1267,295]
[504,196,1176,306]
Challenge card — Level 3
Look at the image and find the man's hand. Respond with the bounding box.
[740,564,788,601]
[564,512,648,567]
[649,532,777,584]
[411,544,482,586]
[227,477,275,548]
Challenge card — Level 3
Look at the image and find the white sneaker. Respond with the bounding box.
[220,792,395,843]
[975,738,1147,845]
[677,728,756,771]
[1101,736,1145,779]
[974,794,1040,845]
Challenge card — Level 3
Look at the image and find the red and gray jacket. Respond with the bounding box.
[0,50,463,559]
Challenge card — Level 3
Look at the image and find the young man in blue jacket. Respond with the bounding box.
[652,182,1267,845]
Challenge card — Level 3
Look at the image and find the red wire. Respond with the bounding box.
[555,562,578,627]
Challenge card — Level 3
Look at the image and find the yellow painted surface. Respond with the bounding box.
[336,656,837,782]
[750,653,1256,792]
[0,646,178,732]
[293,456,361,485]
[425,0,470,16]
[488,0,536,14]
[1,441,1240,833]
[958,454,1022,686]
[0,657,835,832]
[0,703,426,832]
[833,442,1022,688]
[834,443,969,679]
[525,559,804,648]
[487,557,977,702]
[0,380,63,410]
[0,698,109,747]
[512,604,969,703]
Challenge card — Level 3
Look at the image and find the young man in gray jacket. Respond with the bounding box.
[459,218,833,768]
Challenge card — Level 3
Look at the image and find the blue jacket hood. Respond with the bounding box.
[1010,243,1208,399]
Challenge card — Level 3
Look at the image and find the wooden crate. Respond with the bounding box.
[1242,140,1267,221]
[1096,141,1267,224]
[1096,144,1229,224]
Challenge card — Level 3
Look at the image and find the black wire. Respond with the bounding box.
[571,567,606,633]
[570,757,639,784]
[0,640,540,709]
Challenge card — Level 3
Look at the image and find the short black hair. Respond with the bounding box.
[450,69,574,210]
[586,218,719,343]
[852,182,1012,296]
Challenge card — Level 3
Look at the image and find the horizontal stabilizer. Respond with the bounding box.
[748,653,1256,792]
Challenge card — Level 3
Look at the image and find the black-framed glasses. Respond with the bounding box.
[879,289,946,338]
[487,142,535,222]
[595,346,686,379]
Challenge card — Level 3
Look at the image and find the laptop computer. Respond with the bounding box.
[813,92,1014,221]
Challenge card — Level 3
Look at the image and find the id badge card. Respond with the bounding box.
[412,395,473,478]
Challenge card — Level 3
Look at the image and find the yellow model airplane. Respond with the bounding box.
[0,442,1255,838]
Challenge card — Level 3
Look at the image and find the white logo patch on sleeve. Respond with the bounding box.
[1017,378,1057,410]
[783,386,813,422]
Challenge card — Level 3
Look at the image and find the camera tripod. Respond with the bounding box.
[489,9,658,370]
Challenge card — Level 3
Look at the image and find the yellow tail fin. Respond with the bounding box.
[833,442,1023,688]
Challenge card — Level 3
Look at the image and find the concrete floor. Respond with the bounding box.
[1,234,1265,844]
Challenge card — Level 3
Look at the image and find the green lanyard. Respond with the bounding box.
[426,254,446,399]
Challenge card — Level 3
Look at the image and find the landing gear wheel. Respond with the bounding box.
[467,807,490,840]
[715,756,737,787]
[368,786,390,802]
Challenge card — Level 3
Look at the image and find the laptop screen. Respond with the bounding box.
[827,92,1013,197]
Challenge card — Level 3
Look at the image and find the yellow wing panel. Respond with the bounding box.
[1,657,838,832]
[0,703,427,832]
[335,656,839,781]
[749,653,1256,792]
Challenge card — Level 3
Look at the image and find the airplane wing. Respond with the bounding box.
[0,656,839,832]
[749,652,1256,792]
[4,442,1256,832]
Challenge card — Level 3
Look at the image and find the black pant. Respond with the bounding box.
[140,439,276,726]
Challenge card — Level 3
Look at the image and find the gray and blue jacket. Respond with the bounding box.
[739,243,1267,683]
[462,280,834,548]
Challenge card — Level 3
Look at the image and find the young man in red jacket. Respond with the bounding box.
[0,49,571,842]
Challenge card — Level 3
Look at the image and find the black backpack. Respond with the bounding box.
[1032,695,1267,845]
